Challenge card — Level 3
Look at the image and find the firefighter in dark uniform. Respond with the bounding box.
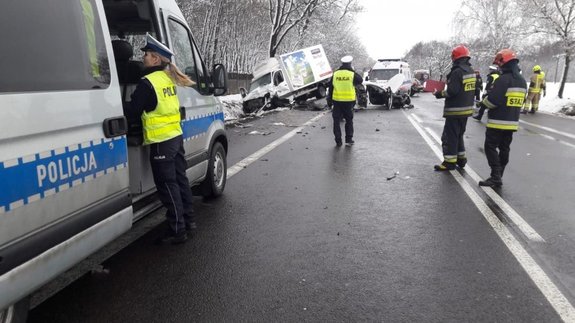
[477,49,527,187]
[473,65,500,121]
[475,70,483,101]
[433,45,476,171]
[326,55,363,146]
[126,34,196,244]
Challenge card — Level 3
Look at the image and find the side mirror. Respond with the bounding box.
[239,87,247,98]
[211,63,228,96]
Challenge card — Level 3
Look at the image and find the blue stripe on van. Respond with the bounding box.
[0,136,128,213]
[181,112,224,139]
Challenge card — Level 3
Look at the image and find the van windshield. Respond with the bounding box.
[249,73,272,92]
[369,69,400,81]
[1,0,110,92]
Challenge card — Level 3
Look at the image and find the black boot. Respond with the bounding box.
[456,157,467,169]
[479,168,502,187]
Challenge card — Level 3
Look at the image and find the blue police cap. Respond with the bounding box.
[141,33,174,61]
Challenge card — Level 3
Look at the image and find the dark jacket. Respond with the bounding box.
[482,60,527,131]
[441,58,475,118]
[327,64,363,104]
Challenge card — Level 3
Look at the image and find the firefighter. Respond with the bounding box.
[522,65,546,114]
[327,55,363,146]
[477,49,527,187]
[475,70,483,101]
[127,34,196,244]
[433,45,476,171]
[473,65,500,121]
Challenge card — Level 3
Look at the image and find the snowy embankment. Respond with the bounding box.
[536,82,575,116]
[218,82,575,121]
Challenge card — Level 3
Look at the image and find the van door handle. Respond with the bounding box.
[180,106,186,120]
[103,116,128,138]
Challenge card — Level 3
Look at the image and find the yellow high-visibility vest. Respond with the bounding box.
[332,70,356,102]
[142,71,182,145]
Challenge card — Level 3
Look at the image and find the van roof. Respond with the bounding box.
[372,59,410,70]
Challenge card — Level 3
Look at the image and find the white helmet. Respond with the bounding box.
[341,55,353,63]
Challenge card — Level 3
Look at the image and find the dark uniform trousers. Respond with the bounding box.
[149,135,194,234]
[441,117,468,160]
[484,128,513,176]
[332,101,355,142]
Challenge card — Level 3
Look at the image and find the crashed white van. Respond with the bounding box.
[0,0,228,320]
[241,45,333,113]
[365,59,413,108]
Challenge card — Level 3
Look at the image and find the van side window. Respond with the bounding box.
[0,0,110,92]
[167,19,201,91]
[274,71,284,85]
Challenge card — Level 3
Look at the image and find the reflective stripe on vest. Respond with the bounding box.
[142,71,183,145]
[332,70,356,102]
[486,119,519,131]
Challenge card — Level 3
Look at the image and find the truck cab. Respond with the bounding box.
[0,0,228,318]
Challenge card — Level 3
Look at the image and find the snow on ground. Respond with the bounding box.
[537,82,575,116]
[219,82,575,122]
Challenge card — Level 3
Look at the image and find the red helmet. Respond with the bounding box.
[451,45,470,61]
[493,49,517,66]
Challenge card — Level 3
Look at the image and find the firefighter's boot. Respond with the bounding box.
[479,168,502,187]
[456,157,467,169]
[434,161,456,171]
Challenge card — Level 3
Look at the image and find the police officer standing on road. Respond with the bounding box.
[327,55,363,147]
[473,65,500,121]
[126,34,196,244]
[433,45,476,171]
[477,49,527,187]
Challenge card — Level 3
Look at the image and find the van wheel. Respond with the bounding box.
[0,297,30,323]
[315,85,326,99]
[201,142,227,198]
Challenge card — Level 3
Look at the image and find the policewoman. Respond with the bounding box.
[433,45,476,171]
[478,49,527,187]
[327,55,363,146]
[127,34,196,244]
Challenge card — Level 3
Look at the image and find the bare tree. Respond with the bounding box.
[520,0,575,98]
[404,41,453,80]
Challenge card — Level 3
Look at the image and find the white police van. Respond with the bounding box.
[0,0,228,320]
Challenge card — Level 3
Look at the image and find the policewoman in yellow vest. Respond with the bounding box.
[128,34,196,244]
[327,55,363,147]
[478,49,527,187]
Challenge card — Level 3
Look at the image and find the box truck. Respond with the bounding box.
[241,45,333,114]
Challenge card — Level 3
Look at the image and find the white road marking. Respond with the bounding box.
[520,119,575,140]
[411,113,423,124]
[405,111,575,321]
[227,112,327,179]
[422,126,545,243]
[539,133,575,149]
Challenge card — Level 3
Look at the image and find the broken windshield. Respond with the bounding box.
[249,73,272,92]
[369,69,399,81]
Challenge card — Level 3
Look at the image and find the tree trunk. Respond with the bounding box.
[269,33,278,57]
[558,52,570,99]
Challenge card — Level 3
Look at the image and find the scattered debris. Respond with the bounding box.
[235,123,253,128]
[323,206,328,209]
[386,171,400,181]
[375,128,380,132]
[260,158,269,162]
[321,126,326,129]
[272,122,286,126]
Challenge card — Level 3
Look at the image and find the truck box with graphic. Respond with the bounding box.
[241,44,333,113]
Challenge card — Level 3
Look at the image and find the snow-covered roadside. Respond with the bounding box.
[534,82,575,116]
[220,94,244,122]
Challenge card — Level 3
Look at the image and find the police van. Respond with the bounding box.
[0,0,228,320]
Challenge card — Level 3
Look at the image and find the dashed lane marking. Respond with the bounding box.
[227,112,328,179]
[520,119,575,140]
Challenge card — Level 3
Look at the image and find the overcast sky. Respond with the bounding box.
[356,0,462,59]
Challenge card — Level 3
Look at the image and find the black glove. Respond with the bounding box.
[326,98,333,108]
[434,90,444,99]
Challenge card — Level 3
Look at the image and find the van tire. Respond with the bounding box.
[315,85,326,99]
[0,297,30,323]
[200,142,227,198]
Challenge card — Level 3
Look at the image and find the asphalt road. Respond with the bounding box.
[29,95,575,322]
